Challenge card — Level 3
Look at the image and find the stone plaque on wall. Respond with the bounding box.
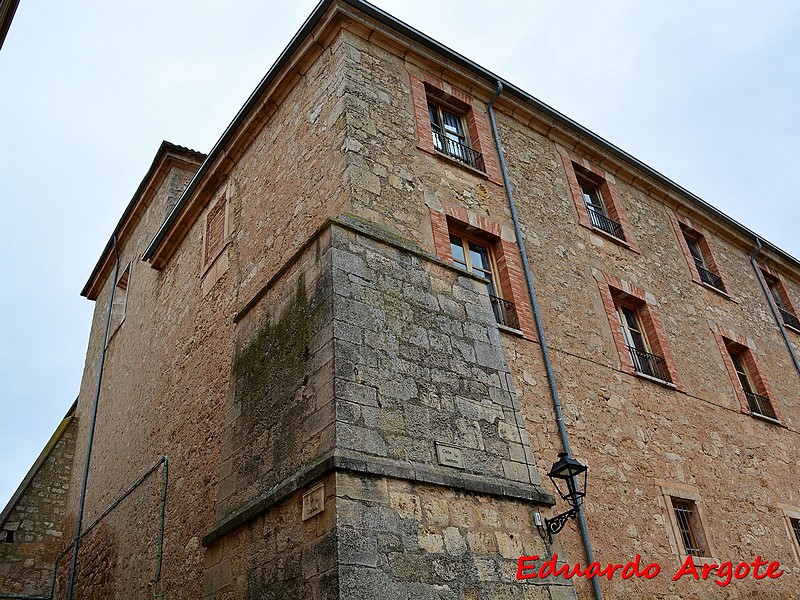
[435,443,464,469]
[302,483,325,520]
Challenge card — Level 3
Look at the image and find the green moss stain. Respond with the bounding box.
[231,278,315,486]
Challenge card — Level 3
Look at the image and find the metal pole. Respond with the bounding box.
[66,235,119,600]
[487,82,603,600]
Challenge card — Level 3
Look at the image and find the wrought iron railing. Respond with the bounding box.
[744,391,777,420]
[627,346,672,383]
[489,294,519,329]
[587,207,624,240]
[779,307,800,330]
[695,264,725,291]
[432,130,484,171]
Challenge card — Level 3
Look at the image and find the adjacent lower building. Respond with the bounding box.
[3,1,800,598]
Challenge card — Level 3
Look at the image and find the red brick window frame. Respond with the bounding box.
[594,269,683,390]
[409,72,501,184]
[558,147,638,252]
[756,262,800,332]
[668,213,730,296]
[710,323,783,424]
[203,193,228,268]
[430,202,534,339]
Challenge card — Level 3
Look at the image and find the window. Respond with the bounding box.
[430,205,534,337]
[595,270,682,389]
[615,301,672,383]
[427,100,483,171]
[578,172,624,241]
[791,518,800,548]
[109,265,130,333]
[559,149,637,250]
[449,232,518,329]
[2,529,14,543]
[727,345,777,420]
[681,225,725,292]
[409,73,501,182]
[712,323,782,421]
[671,498,706,557]
[762,270,800,330]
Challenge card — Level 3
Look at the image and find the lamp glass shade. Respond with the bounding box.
[547,452,588,505]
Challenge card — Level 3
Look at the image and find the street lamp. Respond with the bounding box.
[541,452,588,542]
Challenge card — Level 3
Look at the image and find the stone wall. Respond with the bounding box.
[335,19,800,598]
[62,25,350,599]
[17,5,800,599]
[202,219,570,599]
[0,417,75,597]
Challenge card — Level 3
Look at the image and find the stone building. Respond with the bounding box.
[3,0,800,598]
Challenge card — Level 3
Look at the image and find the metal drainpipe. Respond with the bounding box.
[66,234,120,600]
[750,238,800,373]
[488,82,603,600]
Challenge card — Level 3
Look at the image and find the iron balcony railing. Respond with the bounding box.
[627,346,672,383]
[587,207,625,240]
[489,294,520,330]
[432,130,485,171]
[778,306,800,330]
[744,391,777,420]
[695,263,725,291]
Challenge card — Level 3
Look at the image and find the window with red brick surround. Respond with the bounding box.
[594,270,682,389]
[757,262,800,332]
[710,322,783,423]
[668,213,730,295]
[409,72,501,184]
[558,147,639,252]
[430,202,535,338]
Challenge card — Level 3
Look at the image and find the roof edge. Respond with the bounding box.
[81,141,206,299]
[142,0,337,264]
[142,0,800,272]
[0,410,76,527]
[0,0,20,51]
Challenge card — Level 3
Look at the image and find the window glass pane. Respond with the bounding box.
[468,242,496,294]
[729,352,753,393]
[450,235,466,269]
[672,499,703,556]
[581,183,603,212]
[428,103,441,130]
[618,306,646,351]
[441,109,463,136]
[468,242,490,271]
[769,283,786,310]
[791,518,800,545]
[686,238,704,266]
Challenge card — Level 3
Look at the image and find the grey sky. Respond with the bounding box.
[1,0,799,508]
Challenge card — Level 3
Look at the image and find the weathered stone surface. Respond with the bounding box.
[8,2,800,599]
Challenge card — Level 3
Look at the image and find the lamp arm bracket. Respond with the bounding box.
[544,508,578,543]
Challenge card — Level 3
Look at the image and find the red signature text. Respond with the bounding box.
[517,554,783,587]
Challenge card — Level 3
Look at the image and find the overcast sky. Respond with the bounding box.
[1,0,799,509]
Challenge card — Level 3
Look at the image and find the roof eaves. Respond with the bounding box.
[0,413,76,527]
[141,0,337,264]
[141,0,800,271]
[342,0,799,269]
[81,141,206,298]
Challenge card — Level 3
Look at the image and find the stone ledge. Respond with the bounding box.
[203,449,555,547]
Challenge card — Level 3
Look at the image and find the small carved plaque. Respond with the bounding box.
[435,443,464,469]
[302,483,325,521]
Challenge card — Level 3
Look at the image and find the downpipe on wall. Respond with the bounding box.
[487,81,603,600]
[750,238,800,374]
[66,234,120,600]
